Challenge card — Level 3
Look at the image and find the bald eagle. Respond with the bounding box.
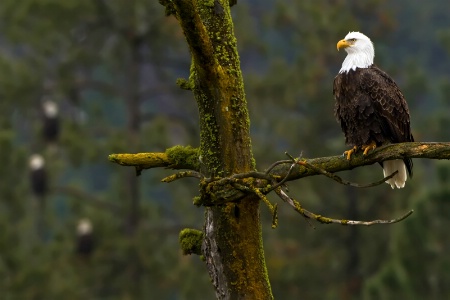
[76,219,95,257]
[29,154,47,198]
[333,32,413,189]
[42,100,60,144]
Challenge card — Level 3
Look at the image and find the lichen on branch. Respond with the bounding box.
[109,142,450,194]
[108,145,200,174]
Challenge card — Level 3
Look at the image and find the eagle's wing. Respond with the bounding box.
[360,66,413,144]
[360,65,414,176]
[333,75,347,134]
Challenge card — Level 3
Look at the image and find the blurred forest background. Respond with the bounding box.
[1,0,450,299]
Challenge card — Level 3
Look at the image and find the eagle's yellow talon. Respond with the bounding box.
[343,146,358,160]
[362,141,377,156]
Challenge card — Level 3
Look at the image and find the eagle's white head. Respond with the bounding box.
[29,154,45,170]
[337,31,375,73]
[77,218,93,235]
[42,99,59,118]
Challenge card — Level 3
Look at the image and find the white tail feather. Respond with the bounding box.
[382,160,407,189]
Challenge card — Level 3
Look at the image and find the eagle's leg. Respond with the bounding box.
[362,141,377,156]
[343,146,359,160]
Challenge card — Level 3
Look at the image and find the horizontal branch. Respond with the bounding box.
[108,142,450,203]
[109,142,450,175]
[297,160,398,188]
[108,142,443,226]
[270,142,450,182]
[108,152,171,168]
[195,142,450,204]
[108,145,200,174]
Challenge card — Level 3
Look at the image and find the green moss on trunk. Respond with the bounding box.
[168,0,273,298]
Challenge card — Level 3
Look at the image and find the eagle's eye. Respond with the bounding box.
[348,38,357,42]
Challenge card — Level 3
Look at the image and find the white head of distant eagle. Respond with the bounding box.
[337,31,374,73]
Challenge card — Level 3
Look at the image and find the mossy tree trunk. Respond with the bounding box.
[161,0,273,298]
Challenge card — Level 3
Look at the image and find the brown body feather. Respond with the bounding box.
[333,64,414,176]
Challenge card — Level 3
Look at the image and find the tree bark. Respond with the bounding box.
[165,0,273,298]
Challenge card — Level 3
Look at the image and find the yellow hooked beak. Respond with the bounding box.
[337,39,351,51]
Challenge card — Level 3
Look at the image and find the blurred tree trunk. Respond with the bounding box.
[125,34,143,235]
[162,0,273,298]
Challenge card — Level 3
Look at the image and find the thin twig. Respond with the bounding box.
[231,182,278,228]
[345,210,414,225]
[285,152,298,162]
[298,159,399,188]
[161,171,203,183]
[275,188,413,226]
[265,160,293,174]
[272,204,278,229]
[252,186,278,229]
[263,163,296,193]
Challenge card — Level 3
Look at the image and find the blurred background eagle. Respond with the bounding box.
[333,31,414,189]
[76,218,95,258]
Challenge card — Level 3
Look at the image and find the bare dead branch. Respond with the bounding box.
[284,152,298,162]
[109,152,171,168]
[109,142,450,182]
[275,188,413,226]
[345,210,414,225]
[230,181,278,228]
[264,163,296,193]
[109,145,200,172]
[297,159,399,188]
[252,186,278,229]
[161,171,203,183]
[270,142,450,182]
[109,142,450,207]
[265,159,292,174]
